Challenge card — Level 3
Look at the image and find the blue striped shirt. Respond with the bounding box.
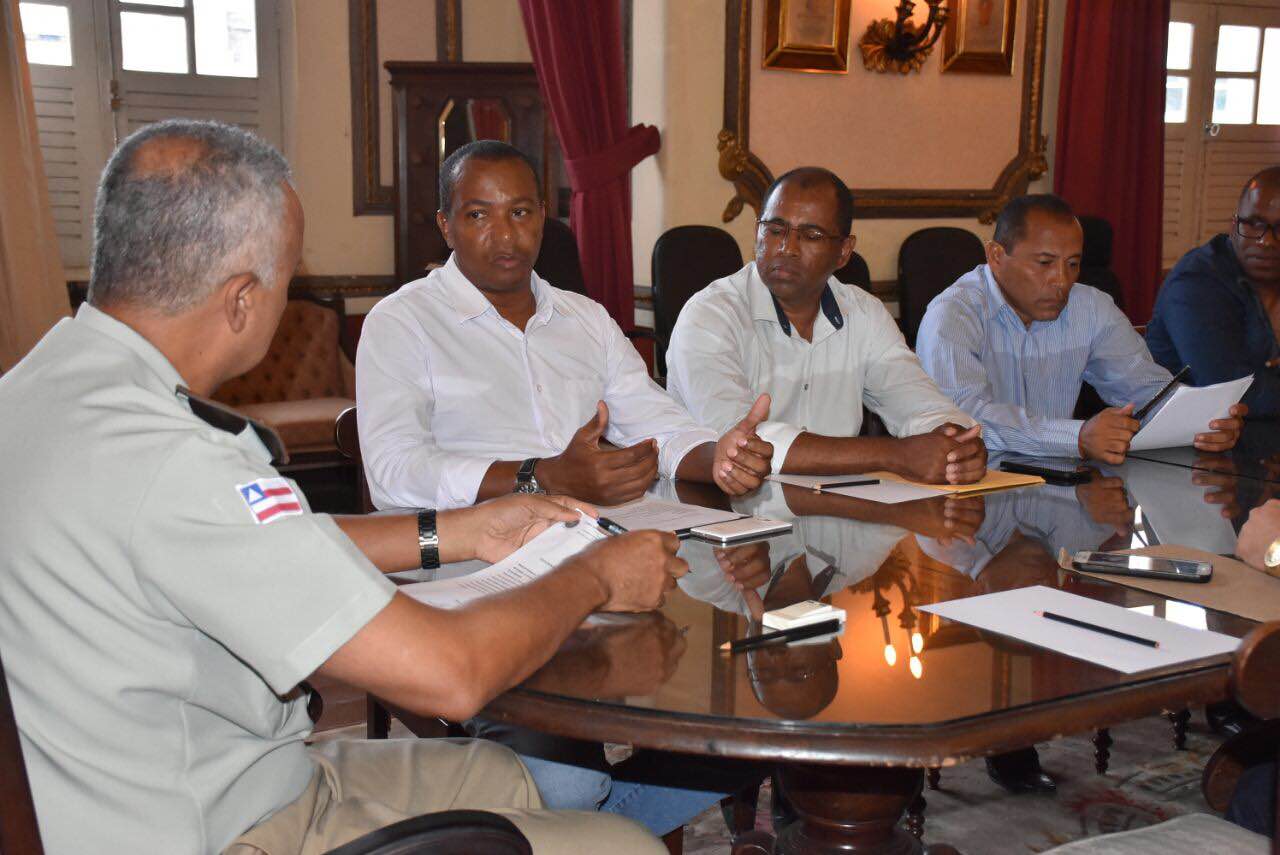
[917,264,1171,457]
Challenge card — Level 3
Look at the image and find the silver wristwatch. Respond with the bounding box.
[514,457,544,494]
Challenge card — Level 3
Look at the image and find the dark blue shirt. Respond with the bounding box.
[1146,234,1280,418]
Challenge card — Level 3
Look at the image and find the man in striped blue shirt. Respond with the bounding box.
[918,194,1245,464]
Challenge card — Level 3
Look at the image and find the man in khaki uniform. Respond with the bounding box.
[0,119,680,854]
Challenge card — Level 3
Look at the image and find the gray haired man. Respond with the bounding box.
[0,119,677,854]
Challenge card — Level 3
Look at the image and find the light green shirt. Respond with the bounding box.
[0,305,396,854]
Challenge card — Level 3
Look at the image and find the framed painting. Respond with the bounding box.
[762,0,852,73]
[942,0,1018,74]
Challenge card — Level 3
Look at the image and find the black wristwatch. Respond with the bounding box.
[514,457,544,494]
[417,509,439,570]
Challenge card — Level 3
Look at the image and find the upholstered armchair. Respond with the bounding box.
[213,294,355,468]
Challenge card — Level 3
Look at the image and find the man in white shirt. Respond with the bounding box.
[667,167,986,485]
[357,141,772,511]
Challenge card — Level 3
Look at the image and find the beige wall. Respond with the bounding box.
[632,0,1069,285]
[289,0,1065,287]
[285,0,529,277]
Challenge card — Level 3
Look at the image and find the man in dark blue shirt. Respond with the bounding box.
[1147,167,1280,417]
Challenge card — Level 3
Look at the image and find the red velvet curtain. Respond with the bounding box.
[517,0,660,331]
[1054,0,1170,323]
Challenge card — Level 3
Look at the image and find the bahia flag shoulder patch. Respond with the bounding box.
[236,477,304,525]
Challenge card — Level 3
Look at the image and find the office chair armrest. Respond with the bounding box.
[323,810,532,855]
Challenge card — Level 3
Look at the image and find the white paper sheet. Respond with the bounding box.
[920,585,1239,673]
[401,517,606,609]
[769,473,946,504]
[599,497,743,532]
[1130,375,1253,451]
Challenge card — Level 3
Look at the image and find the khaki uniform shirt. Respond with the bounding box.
[0,305,396,854]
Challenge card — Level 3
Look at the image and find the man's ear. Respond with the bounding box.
[836,234,857,269]
[221,273,260,334]
[436,210,453,249]
[985,239,1006,270]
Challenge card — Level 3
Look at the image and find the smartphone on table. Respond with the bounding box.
[998,455,1091,486]
[1070,550,1213,583]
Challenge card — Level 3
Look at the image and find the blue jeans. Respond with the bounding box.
[519,754,726,837]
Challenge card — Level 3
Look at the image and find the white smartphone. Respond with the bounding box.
[689,517,793,543]
[1070,550,1213,583]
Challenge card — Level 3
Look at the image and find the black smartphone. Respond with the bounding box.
[1070,550,1213,583]
[999,457,1091,486]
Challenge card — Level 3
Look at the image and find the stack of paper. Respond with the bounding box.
[401,517,605,609]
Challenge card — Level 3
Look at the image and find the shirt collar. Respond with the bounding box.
[746,262,845,338]
[74,303,186,393]
[439,253,558,327]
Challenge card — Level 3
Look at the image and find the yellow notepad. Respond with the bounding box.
[866,468,1044,495]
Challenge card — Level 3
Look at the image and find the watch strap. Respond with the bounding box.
[417,509,440,570]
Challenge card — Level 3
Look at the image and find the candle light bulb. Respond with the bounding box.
[910,655,923,679]
[884,644,897,666]
[912,631,924,654]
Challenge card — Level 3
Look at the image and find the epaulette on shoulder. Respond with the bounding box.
[175,385,289,465]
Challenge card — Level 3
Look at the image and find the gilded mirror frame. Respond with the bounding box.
[718,0,1049,224]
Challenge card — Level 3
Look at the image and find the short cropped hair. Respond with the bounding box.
[87,119,291,314]
[438,140,540,214]
[992,194,1077,252]
[763,167,855,237]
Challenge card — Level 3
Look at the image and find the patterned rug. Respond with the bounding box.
[315,712,1229,853]
[682,714,1228,854]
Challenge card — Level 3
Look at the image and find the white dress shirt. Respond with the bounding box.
[356,255,717,509]
[666,262,973,474]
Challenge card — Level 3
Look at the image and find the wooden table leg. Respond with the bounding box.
[1168,708,1190,750]
[1093,728,1112,774]
[774,763,927,854]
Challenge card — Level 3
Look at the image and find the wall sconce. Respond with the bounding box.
[858,0,949,74]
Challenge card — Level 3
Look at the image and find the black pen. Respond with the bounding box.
[719,618,843,653]
[816,478,880,490]
[1037,610,1160,648]
[596,516,628,536]
[1133,365,1189,421]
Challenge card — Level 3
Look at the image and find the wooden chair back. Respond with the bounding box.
[1230,621,1280,721]
[334,407,374,514]
[897,227,986,347]
[534,218,589,296]
[651,225,743,376]
[0,651,45,855]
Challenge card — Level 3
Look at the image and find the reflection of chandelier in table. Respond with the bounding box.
[858,0,950,74]
[864,561,931,679]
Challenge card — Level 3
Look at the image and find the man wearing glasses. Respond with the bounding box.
[1148,167,1280,417]
[666,167,987,486]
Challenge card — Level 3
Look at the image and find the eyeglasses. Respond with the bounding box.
[1235,216,1280,242]
[756,219,846,245]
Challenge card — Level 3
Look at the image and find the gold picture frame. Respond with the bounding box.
[720,0,1049,223]
[762,0,852,74]
[942,0,1018,75]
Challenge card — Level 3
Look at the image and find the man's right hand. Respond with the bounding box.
[538,402,659,505]
[894,424,986,484]
[573,529,687,612]
[1078,404,1140,464]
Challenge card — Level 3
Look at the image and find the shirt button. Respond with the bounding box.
[536,384,543,393]
[803,383,809,391]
